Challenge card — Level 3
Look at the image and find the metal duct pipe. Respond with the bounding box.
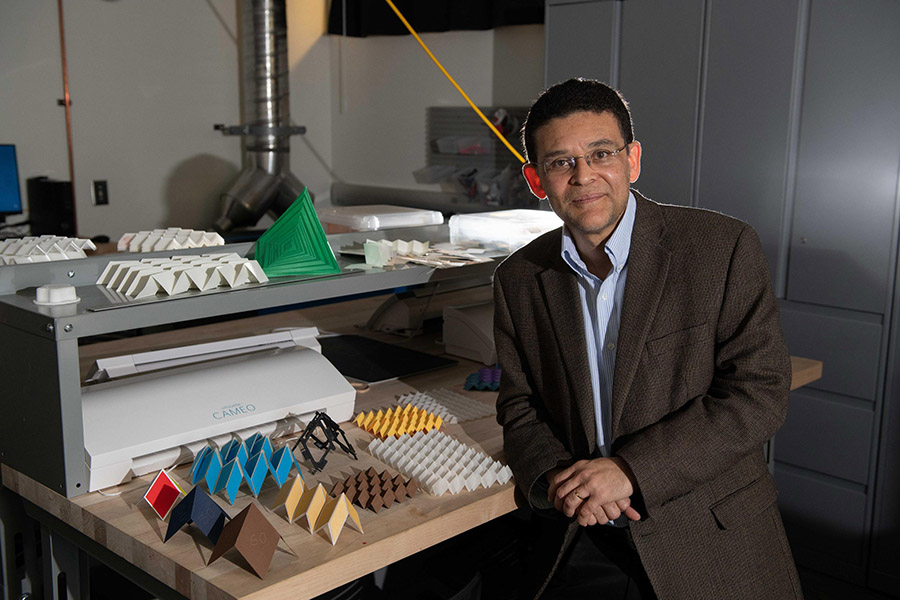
[215,0,308,233]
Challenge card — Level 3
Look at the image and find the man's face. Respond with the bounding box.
[523,110,641,247]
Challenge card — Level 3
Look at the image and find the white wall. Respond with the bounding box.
[0,1,544,238]
[0,0,71,224]
[1,0,246,239]
[493,24,545,107]
[329,24,545,191]
[287,0,335,205]
[67,0,247,239]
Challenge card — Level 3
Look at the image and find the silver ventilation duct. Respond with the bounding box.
[215,0,308,233]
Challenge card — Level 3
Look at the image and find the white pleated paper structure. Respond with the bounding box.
[96,253,268,299]
[368,429,512,496]
[0,235,96,265]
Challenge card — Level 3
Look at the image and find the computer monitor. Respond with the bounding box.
[0,144,23,224]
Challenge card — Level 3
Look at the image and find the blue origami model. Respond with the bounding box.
[213,459,244,505]
[189,435,302,504]
[464,365,502,391]
[221,438,249,469]
[204,451,224,492]
[248,433,273,461]
[190,446,215,485]
[269,446,301,488]
[164,487,229,544]
[244,452,270,497]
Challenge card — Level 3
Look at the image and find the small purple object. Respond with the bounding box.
[464,365,501,391]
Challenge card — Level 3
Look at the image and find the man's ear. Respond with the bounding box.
[522,163,548,199]
[627,141,642,184]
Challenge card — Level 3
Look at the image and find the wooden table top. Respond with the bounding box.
[3,365,511,600]
[1,296,824,600]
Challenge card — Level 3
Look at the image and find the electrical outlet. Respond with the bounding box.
[92,180,109,206]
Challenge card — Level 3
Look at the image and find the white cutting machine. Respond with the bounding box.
[81,327,355,491]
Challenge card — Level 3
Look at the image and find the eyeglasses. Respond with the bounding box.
[538,143,629,176]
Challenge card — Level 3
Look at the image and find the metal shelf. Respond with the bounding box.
[0,226,499,339]
[0,224,499,498]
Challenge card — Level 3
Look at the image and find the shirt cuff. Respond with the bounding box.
[530,474,555,509]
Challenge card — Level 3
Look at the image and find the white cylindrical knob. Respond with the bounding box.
[34,283,80,305]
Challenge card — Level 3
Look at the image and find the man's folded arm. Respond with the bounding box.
[493,269,574,513]
[615,225,791,512]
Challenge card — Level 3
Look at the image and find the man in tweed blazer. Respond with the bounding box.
[493,79,802,599]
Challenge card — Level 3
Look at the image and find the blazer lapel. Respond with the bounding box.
[539,257,597,451]
[611,196,671,437]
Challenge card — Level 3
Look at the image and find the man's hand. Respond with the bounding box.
[546,457,641,526]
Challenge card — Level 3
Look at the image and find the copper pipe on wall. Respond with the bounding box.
[56,0,78,235]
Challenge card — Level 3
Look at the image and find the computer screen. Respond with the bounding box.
[0,144,23,218]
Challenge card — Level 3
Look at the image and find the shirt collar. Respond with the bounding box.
[561,191,636,279]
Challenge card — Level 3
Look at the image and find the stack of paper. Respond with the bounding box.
[254,188,340,277]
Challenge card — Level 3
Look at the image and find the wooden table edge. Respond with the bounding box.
[2,459,518,600]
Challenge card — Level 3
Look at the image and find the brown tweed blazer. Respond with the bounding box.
[493,193,803,599]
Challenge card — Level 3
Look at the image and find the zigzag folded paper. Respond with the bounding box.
[164,486,229,543]
[0,235,96,264]
[208,502,280,579]
[368,430,512,496]
[190,436,302,504]
[96,253,267,299]
[117,228,224,253]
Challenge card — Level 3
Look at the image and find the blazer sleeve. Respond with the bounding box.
[493,263,574,511]
[615,224,791,512]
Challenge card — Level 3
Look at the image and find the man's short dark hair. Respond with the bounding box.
[521,78,634,163]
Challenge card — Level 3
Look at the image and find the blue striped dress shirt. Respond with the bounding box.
[560,192,636,457]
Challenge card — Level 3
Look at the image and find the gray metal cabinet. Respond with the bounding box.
[775,465,870,571]
[786,0,900,315]
[872,274,900,595]
[779,305,883,402]
[778,301,883,584]
[695,0,800,280]
[776,389,874,485]
[545,0,616,86]
[544,0,900,595]
[780,1,900,592]
[619,0,704,208]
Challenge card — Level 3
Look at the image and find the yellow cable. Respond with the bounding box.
[382,0,526,164]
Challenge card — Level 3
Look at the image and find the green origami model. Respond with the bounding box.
[254,188,341,277]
